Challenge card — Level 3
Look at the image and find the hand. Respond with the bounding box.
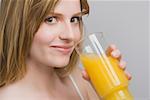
[82,44,132,81]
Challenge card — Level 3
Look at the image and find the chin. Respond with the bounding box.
[52,57,70,68]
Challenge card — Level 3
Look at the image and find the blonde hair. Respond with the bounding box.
[0,0,89,87]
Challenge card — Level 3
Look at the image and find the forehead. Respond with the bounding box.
[54,0,81,14]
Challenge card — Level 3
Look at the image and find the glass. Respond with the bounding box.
[75,32,133,100]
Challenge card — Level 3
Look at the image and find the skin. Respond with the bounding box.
[0,0,131,100]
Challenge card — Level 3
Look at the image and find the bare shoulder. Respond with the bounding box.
[71,66,100,100]
[0,84,32,100]
[0,85,21,100]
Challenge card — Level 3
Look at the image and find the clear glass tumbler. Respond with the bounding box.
[75,32,133,100]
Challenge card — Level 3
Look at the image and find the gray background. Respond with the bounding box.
[83,0,149,100]
[0,0,149,99]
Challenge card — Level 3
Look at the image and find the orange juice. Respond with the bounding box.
[80,54,133,100]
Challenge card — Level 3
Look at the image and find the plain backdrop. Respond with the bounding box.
[82,0,149,100]
[0,0,149,99]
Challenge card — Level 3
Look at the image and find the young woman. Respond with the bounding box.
[0,0,131,100]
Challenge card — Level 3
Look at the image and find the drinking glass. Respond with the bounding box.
[75,32,133,100]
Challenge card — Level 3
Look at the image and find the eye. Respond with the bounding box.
[44,16,57,24]
[70,17,81,24]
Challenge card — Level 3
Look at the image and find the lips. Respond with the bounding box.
[50,45,74,54]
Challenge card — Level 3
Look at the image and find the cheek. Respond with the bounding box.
[34,32,53,45]
[34,24,58,44]
[74,27,82,43]
[76,32,81,43]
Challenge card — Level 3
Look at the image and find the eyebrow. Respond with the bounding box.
[48,10,88,17]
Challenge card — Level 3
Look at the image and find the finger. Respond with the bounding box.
[124,70,132,80]
[106,44,117,56]
[111,49,122,61]
[119,60,126,70]
[82,70,90,81]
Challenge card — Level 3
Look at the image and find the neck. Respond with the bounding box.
[21,59,63,92]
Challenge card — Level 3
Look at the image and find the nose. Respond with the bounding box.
[59,22,75,42]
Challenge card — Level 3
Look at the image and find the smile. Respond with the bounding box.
[50,45,74,55]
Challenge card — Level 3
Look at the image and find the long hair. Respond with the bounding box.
[0,0,89,87]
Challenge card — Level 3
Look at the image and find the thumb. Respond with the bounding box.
[82,69,91,81]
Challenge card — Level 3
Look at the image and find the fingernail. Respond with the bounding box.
[125,71,132,80]
[119,61,126,69]
[128,74,132,80]
[110,44,116,50]
[111,50,120,57]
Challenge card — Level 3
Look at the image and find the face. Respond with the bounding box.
[28,0,81,68]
